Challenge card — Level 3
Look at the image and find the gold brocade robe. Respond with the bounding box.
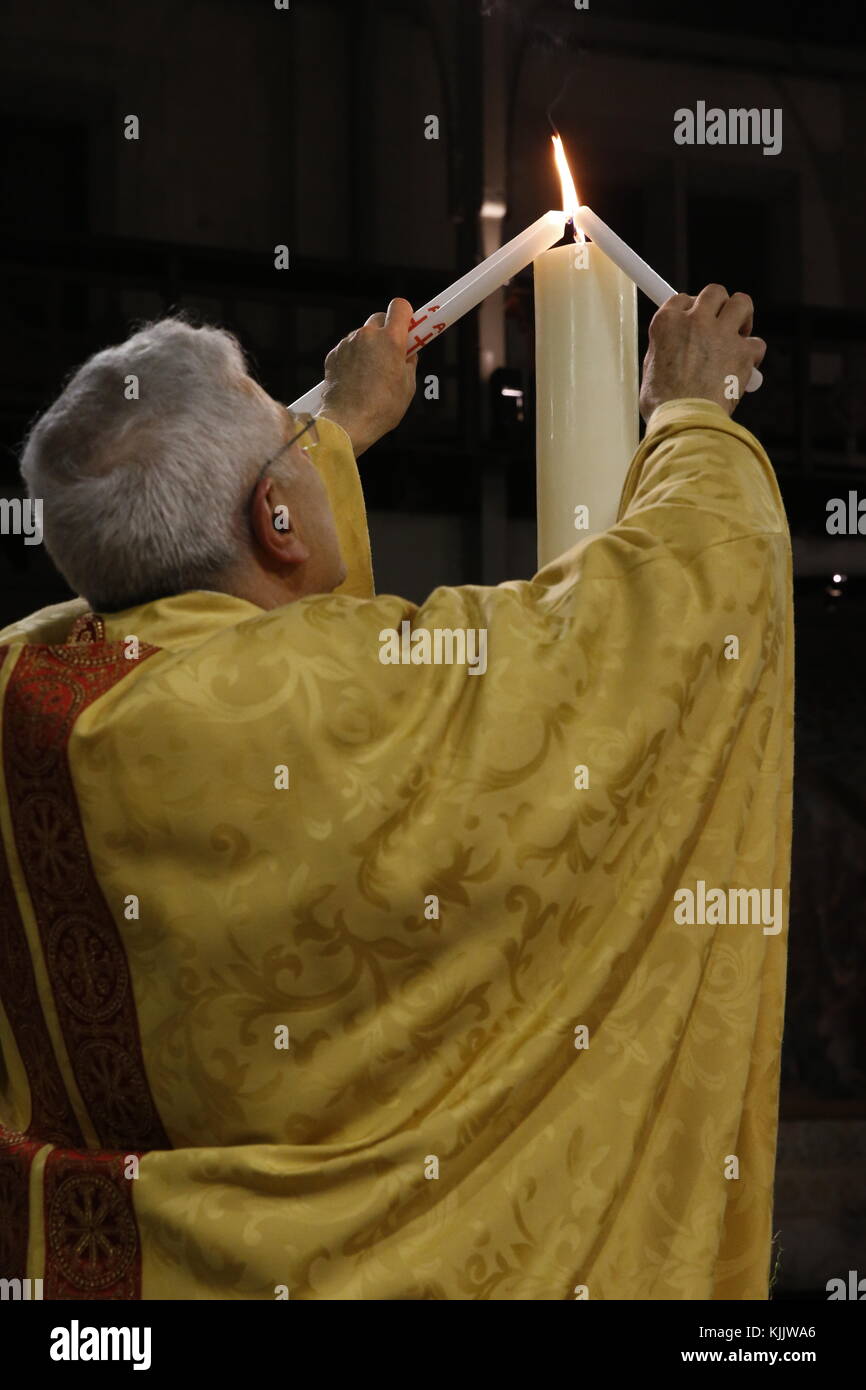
[0,404,793,1300]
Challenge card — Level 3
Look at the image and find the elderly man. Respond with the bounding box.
[0,290,788,1301]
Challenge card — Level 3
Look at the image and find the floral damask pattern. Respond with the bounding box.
[0,406,794,1299]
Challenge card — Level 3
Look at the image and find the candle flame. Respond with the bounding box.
[551,134,582,242]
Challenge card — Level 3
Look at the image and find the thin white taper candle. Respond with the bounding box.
[289,211,567,414]
[575,206,763,394]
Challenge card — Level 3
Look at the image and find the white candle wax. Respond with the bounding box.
[576,205,763,393]
[534,238,639,564]
[289,211,567,414]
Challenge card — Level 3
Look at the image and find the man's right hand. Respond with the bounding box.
[639,284,767,422]
[317,298,418,457]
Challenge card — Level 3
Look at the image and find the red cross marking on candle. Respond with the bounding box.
[407,322,447,356]
[408,305,440,332]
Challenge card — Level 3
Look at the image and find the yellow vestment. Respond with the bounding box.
[0,404,793,1299]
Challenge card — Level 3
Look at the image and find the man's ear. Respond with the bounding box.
[249,475,310,567]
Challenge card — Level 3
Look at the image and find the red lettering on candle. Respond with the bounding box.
[406,322,447,356]
[408,304,440,332]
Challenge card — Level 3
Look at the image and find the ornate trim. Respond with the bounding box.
[4,643,170,1151]
[67,613,107,645]
[0,649,85,1147]
[43,1147,142,1299]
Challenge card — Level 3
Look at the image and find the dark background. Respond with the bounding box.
[1,0,864,1296]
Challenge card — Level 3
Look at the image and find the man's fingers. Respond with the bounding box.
[691,284,730,317]
[384,297,414,341]
[720,292,754,336]
[358,300,412,337]
[649,293,693,338]
[664,292,695,312]
[745,335,767,367]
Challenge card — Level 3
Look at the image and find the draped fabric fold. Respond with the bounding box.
[0,405,793,1299]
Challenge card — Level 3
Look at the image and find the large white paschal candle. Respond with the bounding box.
[534,137,639,565]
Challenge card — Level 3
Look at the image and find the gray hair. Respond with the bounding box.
[20,316,284,610]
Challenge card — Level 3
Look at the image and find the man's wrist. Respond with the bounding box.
[645,398,731,433]
[316,408,369,458]
[642,394,730,423]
